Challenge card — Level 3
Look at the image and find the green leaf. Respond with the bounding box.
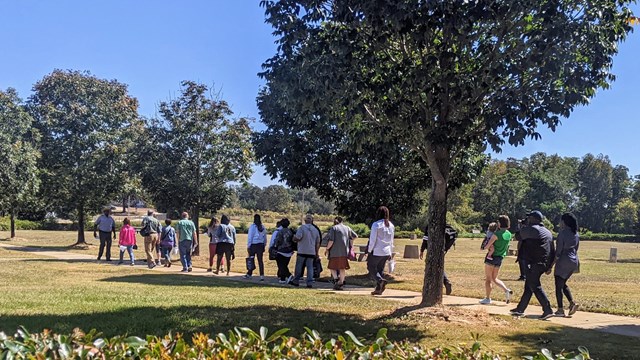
[344,331,363,347]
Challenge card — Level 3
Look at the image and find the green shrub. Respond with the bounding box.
[579,232,637,242]
[0,217,42,231]
[0,326,591,360]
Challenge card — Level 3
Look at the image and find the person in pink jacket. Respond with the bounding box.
[118,218,137,266]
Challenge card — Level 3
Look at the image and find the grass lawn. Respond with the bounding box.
[1,235,640,358]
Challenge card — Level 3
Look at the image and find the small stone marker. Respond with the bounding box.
[472,229,481,234]
[610,248,618,263]
[403,245,420,259]
[410,233,416,240]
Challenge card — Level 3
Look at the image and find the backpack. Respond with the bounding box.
[444,226,458,252]
[276,228,295,253]
[140,218,151,237]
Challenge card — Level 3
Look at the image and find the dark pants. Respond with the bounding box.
[555,275,575,309]
[275,254,292,280]
[98,231,112,260]
[161,246,172,264]
[247,243,265,276]
[367,255,388,284]
[518,258,529,279]
[443,271,451,286]
[516,263,552,313]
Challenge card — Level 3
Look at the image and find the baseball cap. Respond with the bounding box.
[526,210,544,221]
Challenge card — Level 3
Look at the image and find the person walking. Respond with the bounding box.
[244,214,268,281]
[118,218,137,266]
[159,219,176,267]
[206,217,223,272]
[214,215,236,275]
[368,206,395,295]
[553,213,580,317]
[289,214,320,288]
[511,210,555,319]
[141,210,162,269]
[94,208,116,261]
[176,212,198,272]
[419,225,455,295]
[326,216,357,290]
[272,218,295,283]
[479,215,514,305]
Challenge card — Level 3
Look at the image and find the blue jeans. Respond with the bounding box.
[179,240,192,269]
[161,246,172,264]
[293,255,314,285]
[119,246,134,264]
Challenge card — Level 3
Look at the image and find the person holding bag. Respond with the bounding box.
[325,216,357,290]
[272,218,295,283]
[244,214,267,281]
[367,206,395,295]
[118,218,137,266]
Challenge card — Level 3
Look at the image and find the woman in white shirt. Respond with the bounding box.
[367,206,395,295]
[245,214,267,280]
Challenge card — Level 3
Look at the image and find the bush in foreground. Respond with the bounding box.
[0,326,590,359]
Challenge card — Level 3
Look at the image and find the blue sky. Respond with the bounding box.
[1,1,638,186]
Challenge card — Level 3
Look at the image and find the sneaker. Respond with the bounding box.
[505,289,513,304]
[118,261,123,265]
[539,311,554,320]
[444,282,452,295]
[181,269,188,272]
[207,268,212,272]
[212,269,219,275]
[243,274,252,279]
[479,298,492,305]
[371,289,382,295]
[510,308,524,316]
[289,281,299,287]
[555,309,566,317]
[278,280,286,284]
[260,276,265,282]
[517,276,526,281]
[379,279,388,294]
[155,260,161,266]
[130,262,135,266]
[568,302,579,316]
[148,264,156,269]
[187,267,192,272]
[306,284,313,288]
[167,262,171,268]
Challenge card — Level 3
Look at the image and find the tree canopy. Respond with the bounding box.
[260,0,635,306]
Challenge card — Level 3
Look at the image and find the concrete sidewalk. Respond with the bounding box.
[2,242,640,338]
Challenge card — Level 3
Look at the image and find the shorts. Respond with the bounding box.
[484,255,503,268]
[216,242,234,256]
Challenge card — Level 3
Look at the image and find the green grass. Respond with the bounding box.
[1,232,640,358]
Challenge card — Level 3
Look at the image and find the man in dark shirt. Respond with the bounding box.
[511,210,555,320]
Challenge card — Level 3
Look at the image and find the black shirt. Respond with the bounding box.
[519,224,555,268]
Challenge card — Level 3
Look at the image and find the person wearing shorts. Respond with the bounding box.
[479,215,513,305]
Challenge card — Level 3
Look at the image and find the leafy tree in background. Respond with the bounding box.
[256,185,292,212]
[577,154,613,232]
[142,81,253,249]
[30,70,138,244]
[260,0,634,306]
[0,89,40,238]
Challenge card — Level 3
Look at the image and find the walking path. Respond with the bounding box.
[2,242,640,338]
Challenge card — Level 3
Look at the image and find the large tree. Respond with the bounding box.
[142,81,253,247]
[0,89,40,238]
[260,0,634,306]
[30,70,138,244]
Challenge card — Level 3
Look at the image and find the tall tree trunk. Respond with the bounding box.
[421,143,451,306]
[192,207,200,256]
[76,204,86,244]
[123,195,127,213]
[10,209,16,239]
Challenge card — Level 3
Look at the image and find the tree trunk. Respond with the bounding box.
[123,195,127,213]
[10,209,16,239]
[76,205,86,244]
[421,143,451,307]
[192,207,200,256]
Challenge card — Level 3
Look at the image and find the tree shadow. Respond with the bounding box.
[582,257,640,264]
[0,305,423,343]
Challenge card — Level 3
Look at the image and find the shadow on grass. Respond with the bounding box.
[498,323,640,359]
[0,305,422,343]
[100,273,259,289]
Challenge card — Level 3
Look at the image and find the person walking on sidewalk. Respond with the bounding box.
[553,213,580,317]
[272,218,295,283]
[176,212,198,272]
[368,206,395,296]
[214,215,236,275]
[326,216,357,290]
[289,214,320,288]
[94,208,116,261]
[510,210,555,320]
[479,215,514,305]
[118,218,137,266]
[244,214,267,281]
[141,210,162,268]
[206,217,223,272]
[159,219,176,267]
[419,225,455,295]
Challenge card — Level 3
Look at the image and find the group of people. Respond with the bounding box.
[478,210,581,319]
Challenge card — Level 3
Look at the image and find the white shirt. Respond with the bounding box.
[247,223,267,247]
[368,219,394,256]
[269,227,282,248]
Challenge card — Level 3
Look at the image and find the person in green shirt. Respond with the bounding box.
[176,212,198,272]
[479,215,514,305]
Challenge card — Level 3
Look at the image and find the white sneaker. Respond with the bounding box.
[479,298,492,305]
[505,289,513,304]
[278,280,286,284]
[260,276,265,282]
[243,274,252,279]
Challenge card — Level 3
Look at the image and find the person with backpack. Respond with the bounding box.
[368,206,395,295]
[479,215,514,305]
[272,218,295,283]
[159,219,176,267]
[289,214,320,288]
[420,224,456,295]
[326,216,357,290]
[214,214,236,275]
[117,218,137,266]
[141,210,162,269]
[244,214,268,281]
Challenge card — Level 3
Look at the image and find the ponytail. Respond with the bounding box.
[376,206,390,227]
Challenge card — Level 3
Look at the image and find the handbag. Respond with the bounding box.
[171,246,179,259]
[269,247,278,260]
[347,246,357,261]
[387,259,396,273]
[246,256,256,271]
